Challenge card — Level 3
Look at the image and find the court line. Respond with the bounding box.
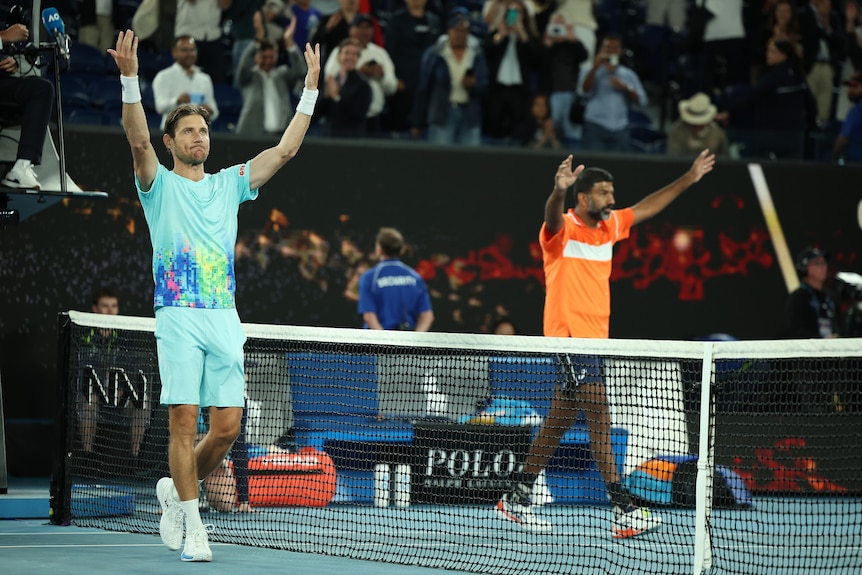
[747,162,797,293]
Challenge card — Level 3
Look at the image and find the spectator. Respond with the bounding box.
[539,9,588,142]
[551,0,598,61]
[312,0,361,65]
[323,14,397,134]
[700,0,748,95]
[752,0,802,80]
[290,0,324,50]
[717,39,817,159]
[76,287,152,477]
[235,24,307,136]
[799,0,844,123]
[0,19,54,191]
[577,33,647,152]
[483,0,538,39]
[259,0,291,41]
[833,71,862,163]
[645,0,686,32]
[666,92,728,157]
[79,0,121,53]
[481,0,541,142]
[513,92,561,149]
[845,0,862,70]
[320,37,372,136]
[224,0,264,87]
[492,317,518,335]
[411,8,490,146]
[132,0,177,54]
[357,227,434,331]
[152,35,220,130]
[175,0,229,85]
[384,0,441,133]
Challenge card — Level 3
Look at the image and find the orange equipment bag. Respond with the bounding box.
[248,447,337,507]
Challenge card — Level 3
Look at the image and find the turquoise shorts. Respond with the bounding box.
[154,306,246,407]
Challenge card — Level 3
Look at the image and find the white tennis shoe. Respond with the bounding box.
[181,525,213,562]
[156,477,184,550]
[611,505,663,538]
[496,483,553,534]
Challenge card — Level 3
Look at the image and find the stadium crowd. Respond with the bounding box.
[26,0,862,161]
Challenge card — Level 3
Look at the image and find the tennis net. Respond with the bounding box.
[51,311,862,574]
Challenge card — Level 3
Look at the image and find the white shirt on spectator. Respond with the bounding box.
[703,0,744,42]
[176,0,222,41]
[152,63,221,129]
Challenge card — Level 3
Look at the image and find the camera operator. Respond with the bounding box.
[0,6,54,190]
[786,247,840,339]
[782,246,848,413]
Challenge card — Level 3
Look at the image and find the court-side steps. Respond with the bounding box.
[0,476,49,519]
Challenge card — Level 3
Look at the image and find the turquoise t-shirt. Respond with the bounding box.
[137,163,259,309]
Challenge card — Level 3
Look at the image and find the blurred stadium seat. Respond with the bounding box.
[66,108,117,126]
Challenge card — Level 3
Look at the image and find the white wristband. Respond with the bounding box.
[120,75,141,104]
[296,88,318,116]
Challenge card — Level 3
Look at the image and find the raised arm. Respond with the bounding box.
[544,155,584,235]
[630,149,715,226]
[108,30,158,191]
[248,43,321,191]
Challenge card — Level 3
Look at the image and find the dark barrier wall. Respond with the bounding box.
[1,126,861,474]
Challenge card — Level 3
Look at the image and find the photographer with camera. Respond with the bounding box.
[357,227,434,332]
[0,5,54,190]
[577,33,646,152]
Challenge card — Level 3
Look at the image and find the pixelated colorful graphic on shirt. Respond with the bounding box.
[152,242,235,308]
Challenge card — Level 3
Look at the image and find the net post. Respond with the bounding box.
[693,342,715,574]
[49,312,73,525]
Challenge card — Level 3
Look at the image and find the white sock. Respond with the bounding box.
[181,499,204,532]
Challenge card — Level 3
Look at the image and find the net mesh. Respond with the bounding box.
[52,312,862,574]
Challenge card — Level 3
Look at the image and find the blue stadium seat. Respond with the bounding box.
[214,84,243,118]
[69,42,109,76]
[61,89,92,111]
[628,108,654,127]
[58,74,90,96]
[630,125,667,154]
[141,83,156,113]
[87,77,122,108]
[66,108,116,126]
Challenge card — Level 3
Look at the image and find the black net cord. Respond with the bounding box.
[49,312,73,525]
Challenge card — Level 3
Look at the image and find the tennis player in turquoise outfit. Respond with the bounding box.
[109,29,321,562]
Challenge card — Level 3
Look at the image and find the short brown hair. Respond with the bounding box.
[376,227,405,257]
[164,104,211,137]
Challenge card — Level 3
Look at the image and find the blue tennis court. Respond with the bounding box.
[4,477,861,575]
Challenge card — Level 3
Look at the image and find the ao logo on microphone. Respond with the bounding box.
[44,11,60,23]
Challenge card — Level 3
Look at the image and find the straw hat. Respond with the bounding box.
[678,92,717,126]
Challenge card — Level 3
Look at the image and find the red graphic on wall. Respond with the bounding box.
[413,224,774,303]
[731,438,849,494]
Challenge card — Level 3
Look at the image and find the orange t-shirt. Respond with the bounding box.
[540,208,634,338]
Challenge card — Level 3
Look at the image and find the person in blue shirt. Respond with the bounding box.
[358,227,434,331]
[834,72,862,163]
[577,33,647,153]
[109,29,320,562]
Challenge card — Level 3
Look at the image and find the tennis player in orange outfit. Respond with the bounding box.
[497,149,715,536]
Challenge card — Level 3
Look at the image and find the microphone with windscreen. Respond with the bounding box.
[41,7,70,65]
